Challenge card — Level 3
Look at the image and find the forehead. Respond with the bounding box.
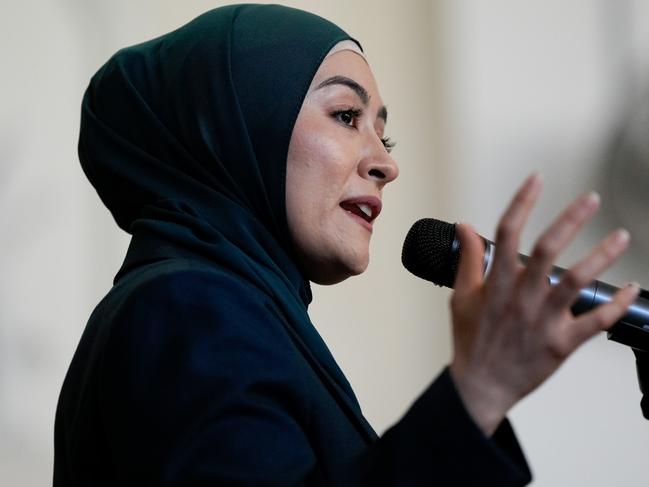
[308,50,383,105]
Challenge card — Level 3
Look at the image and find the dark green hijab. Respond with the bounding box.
[79,4,371,419]
[80,3,361,246]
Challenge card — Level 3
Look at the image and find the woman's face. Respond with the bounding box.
[286,49,399,285]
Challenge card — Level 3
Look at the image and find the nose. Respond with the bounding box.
[358,136,399,188]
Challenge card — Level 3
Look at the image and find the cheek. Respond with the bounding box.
[285,112,369,281]
[293,127,349,175]
[288,128,354,215]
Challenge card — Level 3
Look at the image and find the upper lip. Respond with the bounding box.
[339,195,382,222]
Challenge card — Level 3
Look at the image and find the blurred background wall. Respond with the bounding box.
[2,1,649,485]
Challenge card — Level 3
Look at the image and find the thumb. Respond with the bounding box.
[454,223,484,293]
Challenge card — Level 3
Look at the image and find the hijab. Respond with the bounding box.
[78,3,375,436]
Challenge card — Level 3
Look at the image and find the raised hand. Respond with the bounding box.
[449,172,640,435]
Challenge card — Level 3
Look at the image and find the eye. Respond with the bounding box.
[332,108,363,127]
[381,137,396,153]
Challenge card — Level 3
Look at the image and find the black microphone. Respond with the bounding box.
[402,217,649,353]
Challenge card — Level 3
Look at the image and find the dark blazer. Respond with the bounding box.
[54,257,531,486]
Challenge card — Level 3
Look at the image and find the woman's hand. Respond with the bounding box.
[449,172,640,435]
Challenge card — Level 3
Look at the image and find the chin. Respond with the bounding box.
[309,254,369,286]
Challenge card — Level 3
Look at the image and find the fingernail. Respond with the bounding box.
[614,228,631,246]
[584,191,600,207]
[528,171,542,187]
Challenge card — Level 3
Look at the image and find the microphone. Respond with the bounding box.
[402,217,649,353]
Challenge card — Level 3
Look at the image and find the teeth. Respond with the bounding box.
[357,203,372,218]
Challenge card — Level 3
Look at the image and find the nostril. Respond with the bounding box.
[369,169,385,179]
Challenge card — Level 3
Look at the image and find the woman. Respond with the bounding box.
[54,4,639,485]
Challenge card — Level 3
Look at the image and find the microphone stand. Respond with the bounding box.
[633,349,649,419]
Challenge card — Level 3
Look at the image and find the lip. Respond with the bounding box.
[339,195,382,232]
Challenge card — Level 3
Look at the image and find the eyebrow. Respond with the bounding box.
[315,75,388,123]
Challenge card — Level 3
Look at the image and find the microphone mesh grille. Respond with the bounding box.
[401,218,459,288]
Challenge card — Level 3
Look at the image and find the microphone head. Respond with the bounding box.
[401,218,460,288]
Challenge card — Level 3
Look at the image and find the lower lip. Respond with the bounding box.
[342,209,373,233]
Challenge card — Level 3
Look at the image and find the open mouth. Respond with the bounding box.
[340,202,374,222]
[339,196,382,230]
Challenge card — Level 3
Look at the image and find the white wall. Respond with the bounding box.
[435,1,649,486]
[1,1,648,485]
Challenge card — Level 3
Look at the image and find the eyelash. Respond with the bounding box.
[331,108,396,153]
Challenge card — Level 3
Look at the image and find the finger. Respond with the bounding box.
[565,281,640,351]
[453,223,484,295]
[519,191,600,299]
[486,172,542,290]
[546,228,630,312]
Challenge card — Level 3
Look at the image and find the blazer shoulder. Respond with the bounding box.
[91,259,290,365]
